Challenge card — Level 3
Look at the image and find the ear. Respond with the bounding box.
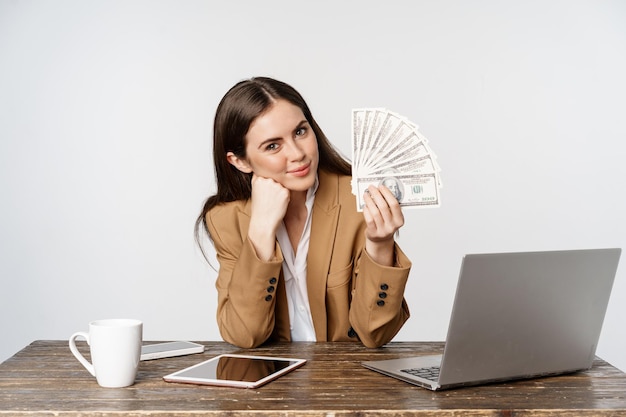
[226,152,253,174]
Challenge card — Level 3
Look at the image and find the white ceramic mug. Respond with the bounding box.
[69,319,143,388]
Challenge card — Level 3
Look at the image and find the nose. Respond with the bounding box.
[285,139,305,161]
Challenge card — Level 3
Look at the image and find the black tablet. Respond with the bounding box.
[163,353,306,388]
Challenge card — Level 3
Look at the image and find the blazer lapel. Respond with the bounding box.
[307,171,340,341]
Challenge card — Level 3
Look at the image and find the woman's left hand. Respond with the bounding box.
[362,184,405,266]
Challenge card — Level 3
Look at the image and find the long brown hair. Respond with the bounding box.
[195,77,351,254]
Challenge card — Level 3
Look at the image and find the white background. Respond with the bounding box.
[1,0,625,371]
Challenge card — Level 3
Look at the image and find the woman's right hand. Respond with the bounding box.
[247,174,290,261]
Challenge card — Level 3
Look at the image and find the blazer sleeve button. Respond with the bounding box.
[269,277,277,284]
[347,327,357,338]
[265,294,273,302]
[380,283,389,291]
[378,292,387,299]
[267,286,275,293]
[377,300,385,307]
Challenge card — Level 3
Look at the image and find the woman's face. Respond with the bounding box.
[228,99,319,193]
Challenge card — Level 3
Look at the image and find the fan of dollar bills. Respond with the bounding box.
[351,108,442,211]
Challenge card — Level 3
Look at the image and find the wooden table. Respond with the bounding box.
[1,340,626,416]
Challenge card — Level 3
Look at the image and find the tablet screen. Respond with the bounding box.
[163,354,306,388]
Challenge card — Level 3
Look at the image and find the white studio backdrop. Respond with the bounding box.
[1,0,625,371]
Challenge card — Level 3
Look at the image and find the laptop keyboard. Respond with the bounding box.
[401,366,440,381]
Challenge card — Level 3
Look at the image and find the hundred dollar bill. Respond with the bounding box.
[355,173,441,211]
[358,108,387,169]
[364,112,416,169]
[364,130,434,173]
[369,154,440,176]
[351,109,366,174]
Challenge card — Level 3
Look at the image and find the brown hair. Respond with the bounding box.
[195,77,351,254]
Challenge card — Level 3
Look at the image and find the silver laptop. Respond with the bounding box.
[362,248,621,390]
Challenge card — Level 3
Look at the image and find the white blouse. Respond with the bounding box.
[275,177,319,341]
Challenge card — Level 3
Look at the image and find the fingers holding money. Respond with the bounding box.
[362,184,405,242]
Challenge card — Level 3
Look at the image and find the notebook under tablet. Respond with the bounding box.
[362,248,621,391]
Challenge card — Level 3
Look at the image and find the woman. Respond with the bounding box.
[196,77,411,348]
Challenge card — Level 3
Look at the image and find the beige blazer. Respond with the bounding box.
[205,170,411,348]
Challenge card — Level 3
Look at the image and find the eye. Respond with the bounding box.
[265,142,279,151]
[295,127,308,136]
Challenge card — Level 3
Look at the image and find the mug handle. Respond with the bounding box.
[69,331,96,377]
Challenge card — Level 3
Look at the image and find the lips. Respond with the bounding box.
[288,163,311,177]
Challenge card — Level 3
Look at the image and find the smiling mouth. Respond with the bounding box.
[289,163,311,176]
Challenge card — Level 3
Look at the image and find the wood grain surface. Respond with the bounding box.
[1,340,626,416]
